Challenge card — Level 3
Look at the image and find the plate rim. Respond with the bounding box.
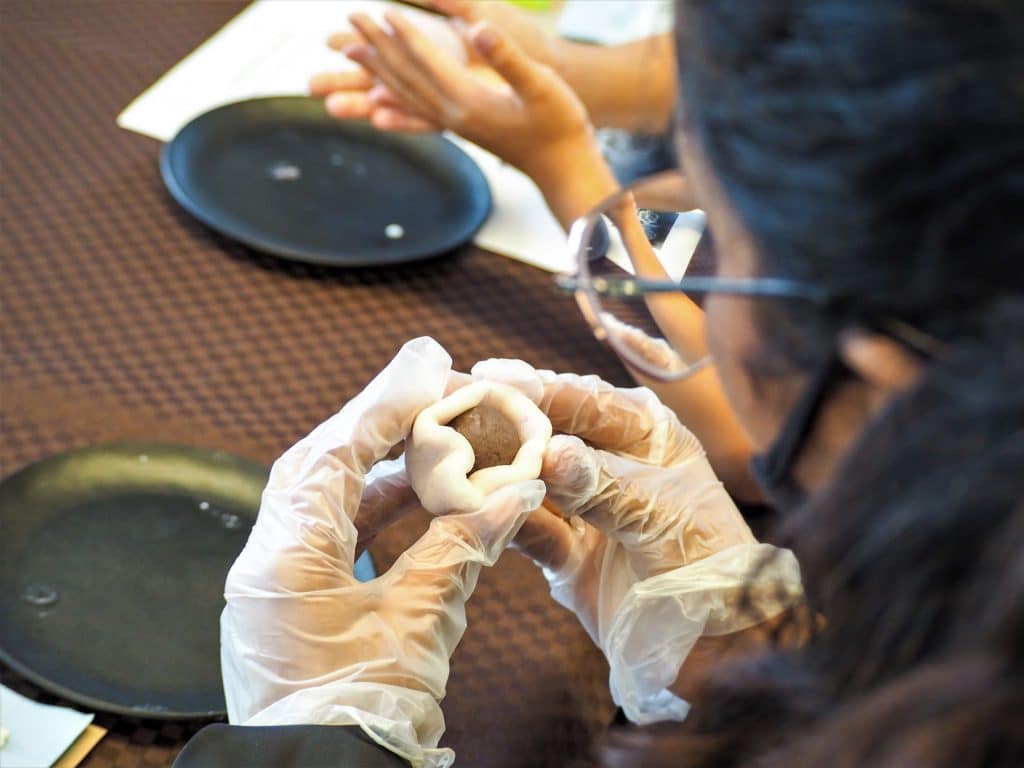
[160,95,493,267]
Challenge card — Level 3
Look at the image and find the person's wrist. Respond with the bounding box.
[518,131,619,230]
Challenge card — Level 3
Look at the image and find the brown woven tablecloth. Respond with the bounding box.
[0,2,633,765]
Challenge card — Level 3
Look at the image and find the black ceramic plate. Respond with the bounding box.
[161,96,492,266]
[0,443,375,719]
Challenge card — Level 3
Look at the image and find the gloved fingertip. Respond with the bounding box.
[444,370,473,396]
[541,435,600,514]
[543,434,592,474]
[549,433,586,450]
[490,479,546,512]
[470,358,543,402]
[401,336,453,370]
[517,479,547,510]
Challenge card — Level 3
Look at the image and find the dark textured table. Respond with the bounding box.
[0,2,631,765]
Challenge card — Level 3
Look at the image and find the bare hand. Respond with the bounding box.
[406,0,560,66]
[310,5,467,133]
[316,10,592,178]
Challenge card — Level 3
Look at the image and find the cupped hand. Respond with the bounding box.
[472,359,758,572]
[318,10,591,177]
[310,5,467,133]
[310,0,561,131]
[400,0,560,66]
[220,338,544,766]
[470,358,802,724]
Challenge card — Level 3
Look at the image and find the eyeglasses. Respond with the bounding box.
[558,171,946,381]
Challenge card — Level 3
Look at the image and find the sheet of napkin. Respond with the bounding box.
[0,685,94,768]
[117,0,572,272]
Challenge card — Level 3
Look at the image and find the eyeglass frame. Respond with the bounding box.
[559,179,947,381]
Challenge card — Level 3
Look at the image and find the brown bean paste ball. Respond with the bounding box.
[448,404,522,472]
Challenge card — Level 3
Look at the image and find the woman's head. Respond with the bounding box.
[671,0,1024,493]
[596,3,1024,765]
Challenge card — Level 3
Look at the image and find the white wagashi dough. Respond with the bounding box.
[406,381,552,515]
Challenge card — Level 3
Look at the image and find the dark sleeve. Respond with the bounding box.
[172,724,412,768]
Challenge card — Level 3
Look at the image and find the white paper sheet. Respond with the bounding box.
[558,0,673,45]
[604,210,703,279]
[117,0,572,272]
[0,685,94,768]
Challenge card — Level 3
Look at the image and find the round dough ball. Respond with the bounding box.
[448,404,521,472]
[406,380,551,515]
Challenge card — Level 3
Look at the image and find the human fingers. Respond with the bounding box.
[263,337,451,574]
[349,14,449,113]
[309,68,373,97]
[323,91,374,120]
[326,83,438,131]
[351,481,541,703]
[536,435,601,517]
[352,457,420,556]
[392,0,474,20]
[361,372,467,467]
[599,314,693,376]
[467,21,547,100]
[367,82,405,108]
[389,480,545,602]
[327,29,360,51]
[510,503,581,571]
[472,360,700,464]
[344,7,471,61]
[342,40,439,125]
[444,369,473,395]
[541,435,754,573]
[540,377,693,463]
[370,107,440,133]
[384,11,473,102]
[539,434,688,577]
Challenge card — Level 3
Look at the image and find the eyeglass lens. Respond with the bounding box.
[577,172,714,381]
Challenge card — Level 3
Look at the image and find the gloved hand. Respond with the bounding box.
[221,338,545,768]
[471,359,803,724]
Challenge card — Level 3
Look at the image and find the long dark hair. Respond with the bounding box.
[604,1,1024,765]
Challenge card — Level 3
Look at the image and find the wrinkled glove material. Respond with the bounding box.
[471,358,805,724]
[222,338,544,768]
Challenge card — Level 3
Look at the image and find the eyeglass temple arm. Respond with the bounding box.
[556,274,949,361]
[556,274,831,302]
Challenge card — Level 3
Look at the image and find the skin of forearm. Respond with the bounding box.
[521,133,621,229]
[633,366,763,503]
[549,34,676,133]
[521,140,761,502]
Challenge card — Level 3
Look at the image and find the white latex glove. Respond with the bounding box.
[221,338,545,768]
[472,359,803,724]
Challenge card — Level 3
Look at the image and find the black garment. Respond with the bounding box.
[172,724,411,768]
